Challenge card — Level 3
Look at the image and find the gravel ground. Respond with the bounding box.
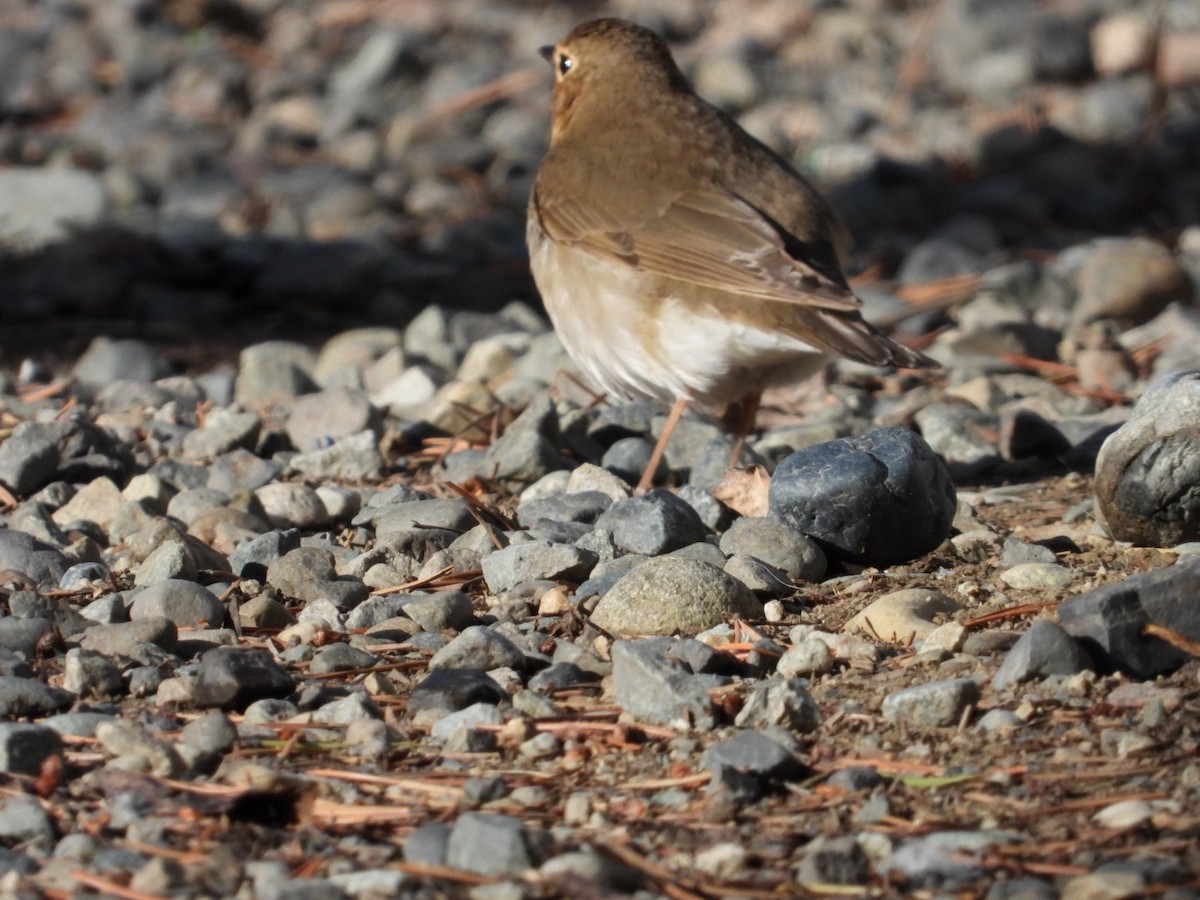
[1,1,1200,898]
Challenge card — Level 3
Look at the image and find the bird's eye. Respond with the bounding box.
[557,54,573,76]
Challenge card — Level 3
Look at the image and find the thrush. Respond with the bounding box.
[527,18,937,494]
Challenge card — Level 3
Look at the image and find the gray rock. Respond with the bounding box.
[912,404,1000,480]
[797,834,870,886]
[130,580,227,628]
[769,427,956,567]
[285,387,381,451]
[1094,370,1200,546]
[0,617,52,658]
[702,730,805,781]
[62,648,124,698]
[309,644,380,674]
[181,408,262,460]
[193,647,296,711]
[0,529,68,586]
[266,547,368,608]
[481,541,597,593]
[254,482,330,530]
[590,557,761,636]
[179,712,238,756]
[287,430,385,482]
[445,812,548,877]
[80,618,178,656]
[991,620,1094,690]
[718,516,826,582]
[0,723,63,775]
[400,589,475,632]
[610,639,714,730]
[0,795,56,849]
[734,679,822,733]
[594,489,708,555]
[1057,555,1200,678]
[408,669,506,715]
[73,337,169,395]
[881,678,980,727]
[0,677,73,717]
[428,626,526,672]
[206,449,283,494]
[403,821,451,867]
[228,529,303,576]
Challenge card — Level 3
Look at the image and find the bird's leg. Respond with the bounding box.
[725,391,762,467]
[635,394,691,495]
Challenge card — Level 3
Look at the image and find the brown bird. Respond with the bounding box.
[527,18,936,494]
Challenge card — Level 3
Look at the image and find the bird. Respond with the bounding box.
[526,18,937,494]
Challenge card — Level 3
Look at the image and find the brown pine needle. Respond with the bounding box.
[72,871,167,900]
[1143,622,1200,658]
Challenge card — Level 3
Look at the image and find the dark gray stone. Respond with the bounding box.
[0,529,69,586]
[594,489,708,555]
[768,427,956,567]
[408,669,505,715]
[702,730,805,781]
[0,420,68,496]
[193,647,296,711]
[1058,556,1200,678]
[0,723,63,775]
[517,491,612,528]
[797,835,870,886]
[991,620,1093,690]
[0,676,73,717]
[1094,370,1200,546]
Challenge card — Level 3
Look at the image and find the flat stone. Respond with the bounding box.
[846,589,962,642]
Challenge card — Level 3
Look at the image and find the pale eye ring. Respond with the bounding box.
[557,54,573,76]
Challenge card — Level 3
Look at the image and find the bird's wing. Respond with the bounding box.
[532,185,861,312]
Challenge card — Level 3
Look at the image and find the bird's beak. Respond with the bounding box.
[539,45,555,63]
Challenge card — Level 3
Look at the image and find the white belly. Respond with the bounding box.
[529,227,826,408]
